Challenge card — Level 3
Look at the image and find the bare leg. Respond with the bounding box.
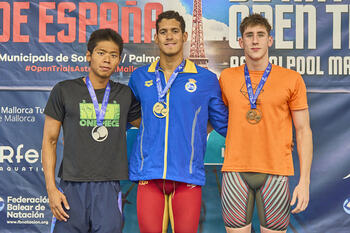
[260,225,287,233]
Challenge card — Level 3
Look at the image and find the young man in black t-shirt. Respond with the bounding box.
[42,29,140,233]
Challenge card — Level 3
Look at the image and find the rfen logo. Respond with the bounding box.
[0,197,5,212]
[0,144,41,164]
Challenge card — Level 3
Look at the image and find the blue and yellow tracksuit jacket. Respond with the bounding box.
[128,59,228,186]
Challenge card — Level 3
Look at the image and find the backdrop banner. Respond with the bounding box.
[1,0,350,232]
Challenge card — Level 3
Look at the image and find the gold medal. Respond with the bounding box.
[153,102,168,118]
[246,109,262,124]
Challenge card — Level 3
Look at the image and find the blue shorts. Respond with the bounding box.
[52,180,123,233]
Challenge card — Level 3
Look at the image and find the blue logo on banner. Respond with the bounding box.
[0,197,5,212]
[343,198,350,214]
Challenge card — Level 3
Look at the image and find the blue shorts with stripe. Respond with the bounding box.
[51,180,123,233]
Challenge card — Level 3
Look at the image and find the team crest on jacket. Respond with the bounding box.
[185,79,197,92]
[145,80,153,87]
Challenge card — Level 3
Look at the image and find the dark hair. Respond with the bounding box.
[87,28,123,55]
[156,10,186,33]
[240,13,272,36]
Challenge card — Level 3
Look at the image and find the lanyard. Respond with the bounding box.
[155,59,186,103]
[244,63,272,109]
[85,76,111,126]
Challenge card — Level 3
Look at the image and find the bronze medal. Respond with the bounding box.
[246,109,262,124]
[153,102,168,118]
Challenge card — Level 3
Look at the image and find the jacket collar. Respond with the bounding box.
[147,59,198,73]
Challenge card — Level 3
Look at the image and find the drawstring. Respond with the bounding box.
[172,181,176,198]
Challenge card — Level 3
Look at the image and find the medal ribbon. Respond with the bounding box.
[244,63,272,109]
[155,59,186,103]
[86,76,111,126]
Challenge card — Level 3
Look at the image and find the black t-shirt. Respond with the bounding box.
[44,77,140,181]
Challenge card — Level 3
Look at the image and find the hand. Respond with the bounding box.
[207,122,214,134]
[290,181,309,214]
[47,187,70,221]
